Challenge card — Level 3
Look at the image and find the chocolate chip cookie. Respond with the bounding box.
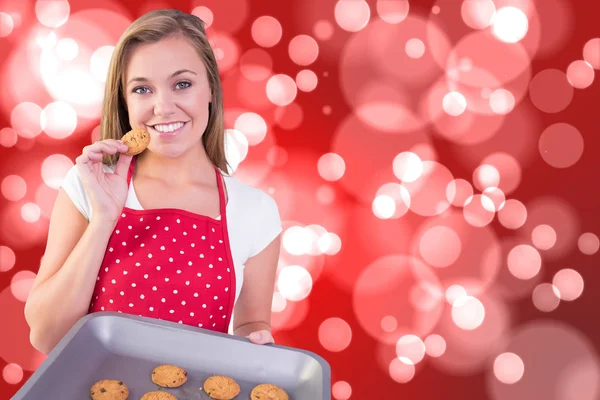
[89,379,129,400]
[250,383,289,400]
[151,364,188,388]
[121,127,150,156]
[203,375,240,399]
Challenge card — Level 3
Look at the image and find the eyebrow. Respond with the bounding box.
[127,69,197,85]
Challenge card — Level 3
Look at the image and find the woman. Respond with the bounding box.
[24,9,282,354]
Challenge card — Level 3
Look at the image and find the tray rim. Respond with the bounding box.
[14,311,332,400]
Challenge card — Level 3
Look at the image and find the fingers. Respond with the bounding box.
[76,139,129,165]
[247,330,275,345]
[114,153,133,179]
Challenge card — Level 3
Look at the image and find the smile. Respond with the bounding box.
[149,121,188,137]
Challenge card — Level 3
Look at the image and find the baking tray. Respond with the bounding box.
[13,312,331,399]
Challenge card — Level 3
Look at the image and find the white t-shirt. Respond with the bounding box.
[59,164,282,331]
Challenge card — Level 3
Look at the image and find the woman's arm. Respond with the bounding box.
[24,189,116,354]
[232,234,281,340]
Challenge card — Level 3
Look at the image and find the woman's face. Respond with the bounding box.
[124,35,212,158]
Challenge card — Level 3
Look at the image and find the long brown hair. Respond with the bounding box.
[100,9,228,172]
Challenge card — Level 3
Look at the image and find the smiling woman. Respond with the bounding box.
[24,9,282,355]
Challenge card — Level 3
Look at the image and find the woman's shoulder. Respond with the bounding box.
[221,172,280,216]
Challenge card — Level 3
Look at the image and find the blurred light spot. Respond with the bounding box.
[21,203,41,223]
[36,30,57,49]
[191,6,214,27]
[481,187,505,212]
[274,103,304,130]
[578,233,599,255]
[296,69,318,92]
[583,38,600,69]
[318,232,342,256]
[461,0,496,29]
[424,334,446,357]
[42,101,77,139]
[251,16,282,48]
[35,183,58,219]
[492,7,528,43]
[539,123,583,168]
[494,352,525,384]
[2,363,23,385]
[396,334,426,364]
[288,35,319,66]
[90,46,114,83]
[304,225,327,256]
[446,285,467,305]
[266,146,288,168]
[323,105,332,115]
[489,89,515,115]
[473,164,500,191]
[381,315,397,332]
[240,48,272,81]
[277,265,313,301]
[56,38,78,61]
[463,195,495,227]
[41,154,73,189]
[224,129,248,173]
[498,199,527,229]
[11,270,36,302]
[316,184,335,205]
[1,175,26,201]
[405,38,425,59]
[0,12,14,37]
[393,152,422,183]
[403,161,453,217]
[35,0,70,28]
[319,317,352,352]
[532,283,561,312]
[335,0,370,32]
[377,0,409,24]
[271,291,286,312]
[209,32,239,73]
[313,20,334,41]
[11,102,44,138]
[389,357,415,383]
[234,112,267,146]
[419,226,462,268]
[373,195,396,219]
[409,280,443,312]
[0,246,16,272]
[553,269,584,301]
[432,5,441,14]
[566,60,595,89]
[446,179,473,207]
[332,381,352,400]
[266,74,297,106]
[481,152,522,195]
[318,153,345,181]
[532,224,557,250]
[282,226,311,256]
[452,296,485,330]
[442,92,467,116]
[508,244,541,280]
[0,127,18,147]
[529,69,573,113]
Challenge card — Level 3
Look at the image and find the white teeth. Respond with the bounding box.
[153,122,184,132]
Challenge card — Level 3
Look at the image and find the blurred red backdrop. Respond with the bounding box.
[1,0,599,398]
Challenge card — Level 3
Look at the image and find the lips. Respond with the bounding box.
[148,122,187,137]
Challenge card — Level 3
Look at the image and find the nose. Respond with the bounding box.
[153,91,176,117]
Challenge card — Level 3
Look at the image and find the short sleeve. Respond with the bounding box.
[59,165,92,220]
[249,193,282,258]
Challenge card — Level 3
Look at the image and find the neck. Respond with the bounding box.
[134,144,216,185]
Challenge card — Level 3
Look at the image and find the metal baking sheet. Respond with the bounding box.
[14,312,331,399]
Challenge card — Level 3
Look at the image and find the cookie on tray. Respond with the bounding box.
[250,383,289,400]
[140,391,177,400]
[151,364,188,388]
[121,127,150,156]
[89,379,129,400]
[203,375,240,399]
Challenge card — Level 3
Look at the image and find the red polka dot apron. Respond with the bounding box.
[88,157,236,333]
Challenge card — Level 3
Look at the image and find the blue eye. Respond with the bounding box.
[133,86,150,95]
[175,81,192,90]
